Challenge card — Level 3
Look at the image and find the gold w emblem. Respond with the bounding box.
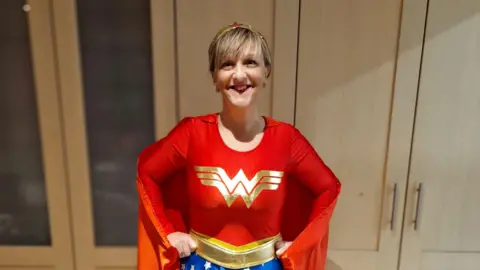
[194,166,284,208]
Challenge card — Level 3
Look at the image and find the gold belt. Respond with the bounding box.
[190,230,280,269]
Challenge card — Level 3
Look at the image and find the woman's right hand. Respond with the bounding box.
[166,232,197,258]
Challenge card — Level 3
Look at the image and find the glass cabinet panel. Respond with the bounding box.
[0,0,51,246]
[76,0,155,246]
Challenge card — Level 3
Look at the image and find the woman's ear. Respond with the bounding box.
[265,66,272,78]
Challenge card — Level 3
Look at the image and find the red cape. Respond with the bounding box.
[136,168,341,270]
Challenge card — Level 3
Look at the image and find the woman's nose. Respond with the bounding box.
[233,65,247,80]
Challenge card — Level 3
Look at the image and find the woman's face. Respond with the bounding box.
[213,44,269,109]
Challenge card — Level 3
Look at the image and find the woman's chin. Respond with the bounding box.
[223,93,255,108]
[227,98,254,108]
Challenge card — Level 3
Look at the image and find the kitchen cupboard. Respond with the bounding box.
[398,0,480,269]
[296,1,480,269]
[0,1,477,270]
[295,0,407,269]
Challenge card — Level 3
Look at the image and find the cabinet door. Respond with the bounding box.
[294,1,423,269]
[175,0,299,122]
[399,0,480,269]
[0,1,74,269]
[52,0,157,269]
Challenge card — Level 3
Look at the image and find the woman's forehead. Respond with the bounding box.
[221,42,262,60]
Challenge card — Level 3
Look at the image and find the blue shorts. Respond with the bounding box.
[180,252,283,270]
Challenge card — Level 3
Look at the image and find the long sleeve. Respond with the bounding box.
[279,126,341,270]
[288,127,340,221]
[137,117,191,235]
[136,117,194,270]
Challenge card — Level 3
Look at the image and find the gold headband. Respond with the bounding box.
[216,22,265,40]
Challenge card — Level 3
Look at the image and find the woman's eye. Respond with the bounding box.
[221,62,233,69]
[246,60,258,66]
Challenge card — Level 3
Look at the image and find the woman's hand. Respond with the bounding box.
[166,232,197,258]
[275,240,293,256]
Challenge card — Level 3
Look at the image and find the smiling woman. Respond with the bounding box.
[136,22,341,270]
[210,25,271,111]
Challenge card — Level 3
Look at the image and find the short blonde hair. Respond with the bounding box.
[208,23,272,77]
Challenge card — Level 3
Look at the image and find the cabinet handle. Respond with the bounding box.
[413,183,423,230]
[390,183,398,231]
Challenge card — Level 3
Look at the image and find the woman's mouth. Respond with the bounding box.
[229,84,252,94]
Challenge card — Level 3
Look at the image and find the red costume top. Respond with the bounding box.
[136,114,341,270]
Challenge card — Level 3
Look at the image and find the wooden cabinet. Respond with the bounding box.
[399,0,480,269]
[295,0,406,269]
[295,0,479,270]
[0,0,478,270]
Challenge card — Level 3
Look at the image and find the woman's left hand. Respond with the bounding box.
[275,240,293,256]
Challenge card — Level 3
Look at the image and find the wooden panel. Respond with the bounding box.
[50,1,95,269]
[296,0,400,249]
[151,0,177,137]
[0,266,55,270]
[399,0,480,269]
[295,0,425,269]
[0,247,52,266]
[95,248,136,267]
[27,0,75,266]
[97,268,135,270]
[326,251,378,270]
[421,253,480,270]
[268,0,300,125]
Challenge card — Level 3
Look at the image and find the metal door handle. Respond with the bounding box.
[413,183,423,230]
[390,183,398,231]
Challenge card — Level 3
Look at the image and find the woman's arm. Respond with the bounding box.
[137,117,192,235]
[288,127,340,219]
[279,126,341,269]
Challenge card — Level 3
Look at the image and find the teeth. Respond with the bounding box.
[235,85,248,91]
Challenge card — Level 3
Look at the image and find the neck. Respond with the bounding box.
[219,104,264,141]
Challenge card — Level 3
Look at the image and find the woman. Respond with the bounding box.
[136,22,341,270]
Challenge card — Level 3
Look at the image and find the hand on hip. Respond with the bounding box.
[167,232,197,258]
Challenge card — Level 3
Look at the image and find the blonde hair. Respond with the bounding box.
[208,23,272,78]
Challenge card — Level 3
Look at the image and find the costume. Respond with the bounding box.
[136,114,341,270]
[180,252,282,270]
